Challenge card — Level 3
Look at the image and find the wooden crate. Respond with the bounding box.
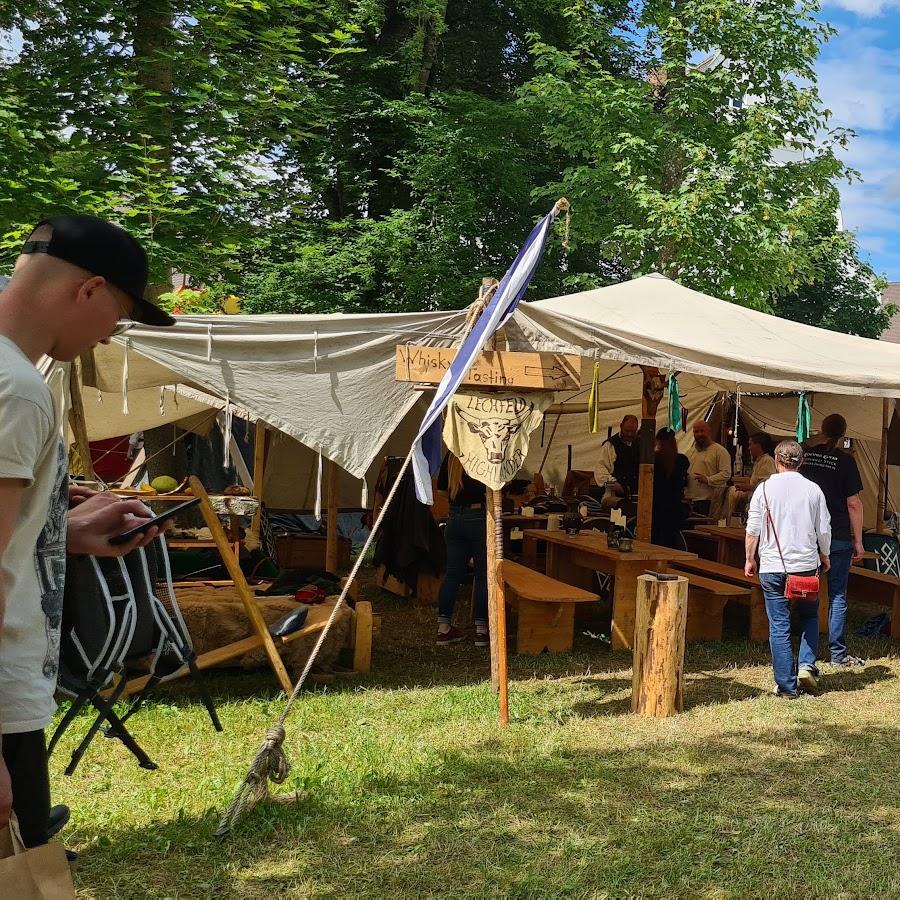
[274,533,351,572]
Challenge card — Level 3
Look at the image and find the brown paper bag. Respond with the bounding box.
[0,813,76,899]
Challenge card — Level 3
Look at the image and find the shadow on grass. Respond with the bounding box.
[68,719,900,898]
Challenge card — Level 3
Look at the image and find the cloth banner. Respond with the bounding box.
[443,391,553,490]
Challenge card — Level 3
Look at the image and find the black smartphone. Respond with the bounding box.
[109,497,201,545]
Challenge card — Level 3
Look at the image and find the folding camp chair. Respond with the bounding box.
[50,535,221,776]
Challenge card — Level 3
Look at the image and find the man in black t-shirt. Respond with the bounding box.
[801,414,865,668]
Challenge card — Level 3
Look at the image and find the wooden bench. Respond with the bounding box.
[501,560,600,655]
[670,558,768,640]
[673,571,752,642]
[848,567,900,638]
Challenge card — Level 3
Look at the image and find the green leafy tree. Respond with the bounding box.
[771,195,893,338]
[0,1,355,284]
[520,0,852,308]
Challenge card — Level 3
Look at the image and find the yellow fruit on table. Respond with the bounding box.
[151,475,179,493]
[140,484,157,494]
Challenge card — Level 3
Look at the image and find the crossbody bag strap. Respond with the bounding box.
[762,482,788,575]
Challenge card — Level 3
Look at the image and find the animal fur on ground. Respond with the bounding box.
[176,588,351,677]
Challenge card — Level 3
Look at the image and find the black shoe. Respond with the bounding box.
[47,804,70,840]
[65,848,78,863]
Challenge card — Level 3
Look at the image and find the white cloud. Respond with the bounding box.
[818,39,900,130]
[824,0,900,16]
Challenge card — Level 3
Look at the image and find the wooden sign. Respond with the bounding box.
[395,345,581,391]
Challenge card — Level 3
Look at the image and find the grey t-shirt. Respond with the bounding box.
[0,336,68,733]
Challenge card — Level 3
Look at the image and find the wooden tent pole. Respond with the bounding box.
[250,419,268,539]
[877,398,890,532]
[486,487,509,725]
[635,367,665,542]
[68,361,96,481]
[326,459,340,573]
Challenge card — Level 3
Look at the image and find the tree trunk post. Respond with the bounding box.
[632,574,688,717]
[486,487,509,725]
[636,367,665,542]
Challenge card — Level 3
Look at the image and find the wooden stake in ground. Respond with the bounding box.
[486,487,509,726]
[631,574,688,717]
[635,367,666,542]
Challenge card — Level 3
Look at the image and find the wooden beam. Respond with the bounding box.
[68,361,96,481]
[189,475,294,695]
[325,458,340,573]
[250,419,268,539]
[636,367,665,542]
[878,398,890,531]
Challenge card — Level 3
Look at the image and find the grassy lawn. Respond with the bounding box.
[50,587,900,899]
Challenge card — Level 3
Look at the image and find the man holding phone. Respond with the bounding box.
[0,215,175,849]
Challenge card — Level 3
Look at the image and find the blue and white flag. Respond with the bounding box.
[411,201,567,504]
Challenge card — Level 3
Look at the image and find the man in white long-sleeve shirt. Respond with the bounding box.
[745,440,831,698]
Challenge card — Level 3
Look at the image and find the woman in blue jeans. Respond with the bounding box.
[435,453,488,647]
[745,440,832,697]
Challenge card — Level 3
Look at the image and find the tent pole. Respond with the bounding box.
[68,361,96,482]
[326,458,340,573]
[878,398,890,532]
[486,486,509,725]
[636,367,665,542]
[250,420,268,542]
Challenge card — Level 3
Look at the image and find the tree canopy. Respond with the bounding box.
[0,0,890,336]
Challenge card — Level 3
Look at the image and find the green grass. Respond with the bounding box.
[51,591,900,898]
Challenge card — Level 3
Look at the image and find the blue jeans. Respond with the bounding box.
[827,540,853,663]
[759,573,819,695]
[437,508,488,626]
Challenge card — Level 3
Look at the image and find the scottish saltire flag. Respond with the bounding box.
[411,201,567,504]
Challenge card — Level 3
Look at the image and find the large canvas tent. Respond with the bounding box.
[72,273,900,523]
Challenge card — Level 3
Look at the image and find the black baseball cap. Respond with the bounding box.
[21,214,175,327]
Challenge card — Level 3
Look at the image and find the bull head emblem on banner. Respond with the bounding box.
[455,408,529,464]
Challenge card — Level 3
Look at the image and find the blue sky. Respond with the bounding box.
[818,2,900,280]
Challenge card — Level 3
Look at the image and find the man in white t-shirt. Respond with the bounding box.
[0,215,175,847]
[745,440,831,698]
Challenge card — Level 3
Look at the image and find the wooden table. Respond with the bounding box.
[521,529,697,650]
[502,514,549,556]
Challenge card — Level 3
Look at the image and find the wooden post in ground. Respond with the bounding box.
[325,458,340,573]
[68,362,96,481]
[486,487,510,726]
[877,399,891,532]
[632,574,688,717]
[188,475,294,695]
[635,367,666,542]
[250,419,268,540]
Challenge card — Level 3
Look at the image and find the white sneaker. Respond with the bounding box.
[798,666,820,695]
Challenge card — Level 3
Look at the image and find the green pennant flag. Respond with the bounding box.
[588,362,601,433]
[667,374,680,433]
[795,392,811,443]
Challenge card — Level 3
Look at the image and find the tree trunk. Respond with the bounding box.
[632,575,688,717]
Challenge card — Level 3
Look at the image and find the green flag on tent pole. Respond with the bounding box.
[667,374,680,433]
[795,392,811,443]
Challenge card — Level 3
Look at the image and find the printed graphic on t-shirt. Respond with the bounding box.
[34,439,68,680]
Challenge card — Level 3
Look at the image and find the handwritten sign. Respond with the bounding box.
[395,345,581,391]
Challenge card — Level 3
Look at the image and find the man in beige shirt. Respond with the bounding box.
[686,421,732,517]
[726,431,777,520]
